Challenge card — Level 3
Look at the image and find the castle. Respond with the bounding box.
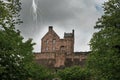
[34,26,89,69]
[41,26,74,54]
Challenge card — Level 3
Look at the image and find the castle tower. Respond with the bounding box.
[63,29,74,54]
[41,26,74,54]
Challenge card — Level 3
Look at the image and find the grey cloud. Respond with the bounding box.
[18,0,105,52]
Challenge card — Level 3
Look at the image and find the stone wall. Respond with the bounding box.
[34,52,90,69]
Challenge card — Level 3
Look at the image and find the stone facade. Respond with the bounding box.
[34,52,89,69]
[34,26,89,68]
[41,26,74,54]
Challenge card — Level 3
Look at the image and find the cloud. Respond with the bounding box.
[18,0,106,52]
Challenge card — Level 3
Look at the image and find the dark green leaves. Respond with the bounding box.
[87,0,120,80]
[57,66,91,80]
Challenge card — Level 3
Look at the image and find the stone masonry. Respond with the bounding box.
[34,26,89,69]
[41,26,74,54]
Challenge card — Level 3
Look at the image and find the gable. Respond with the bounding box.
[41,28,60,41]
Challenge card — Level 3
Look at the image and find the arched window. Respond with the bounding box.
[60,46,65,52]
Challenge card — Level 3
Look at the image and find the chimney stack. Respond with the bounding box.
[72,29,74,37]
[49,26,53,31]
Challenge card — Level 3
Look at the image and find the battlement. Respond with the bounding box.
[64,29,74,38]
[34,52,89,68]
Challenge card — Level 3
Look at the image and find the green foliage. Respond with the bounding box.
[0,27,35,80]
[0,0,22,29]
[87,27,120,80]
[0,0,35,80]
[0,1,54,80]
[57,66,91,80]
[87,0,120,80]
[95,0,120,29]
[29,63,54,80]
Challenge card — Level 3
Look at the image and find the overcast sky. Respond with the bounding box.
[18,0,107,52]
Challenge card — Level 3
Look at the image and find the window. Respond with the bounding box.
[46,47,48,51]
[60,46,64,51]
[53,39,56,44]
[46,40,49,44]
[53,47,55,51]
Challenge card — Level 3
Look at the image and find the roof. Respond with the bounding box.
[41,26,60,40]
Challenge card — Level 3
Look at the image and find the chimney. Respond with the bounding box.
[72,29,74,37]
[49,26,53,31]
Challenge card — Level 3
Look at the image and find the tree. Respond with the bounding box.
[57,66,91,80]
[28,63,54,80]
[0,0,22,29]
[0,23,36,80]
[95,0,120,29]
[0,0,35,80]
[87,0,120,80]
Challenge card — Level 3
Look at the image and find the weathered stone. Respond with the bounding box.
[34,26,90,69]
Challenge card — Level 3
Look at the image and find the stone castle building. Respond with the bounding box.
[34,26,89,69]
[41,26,74,54]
